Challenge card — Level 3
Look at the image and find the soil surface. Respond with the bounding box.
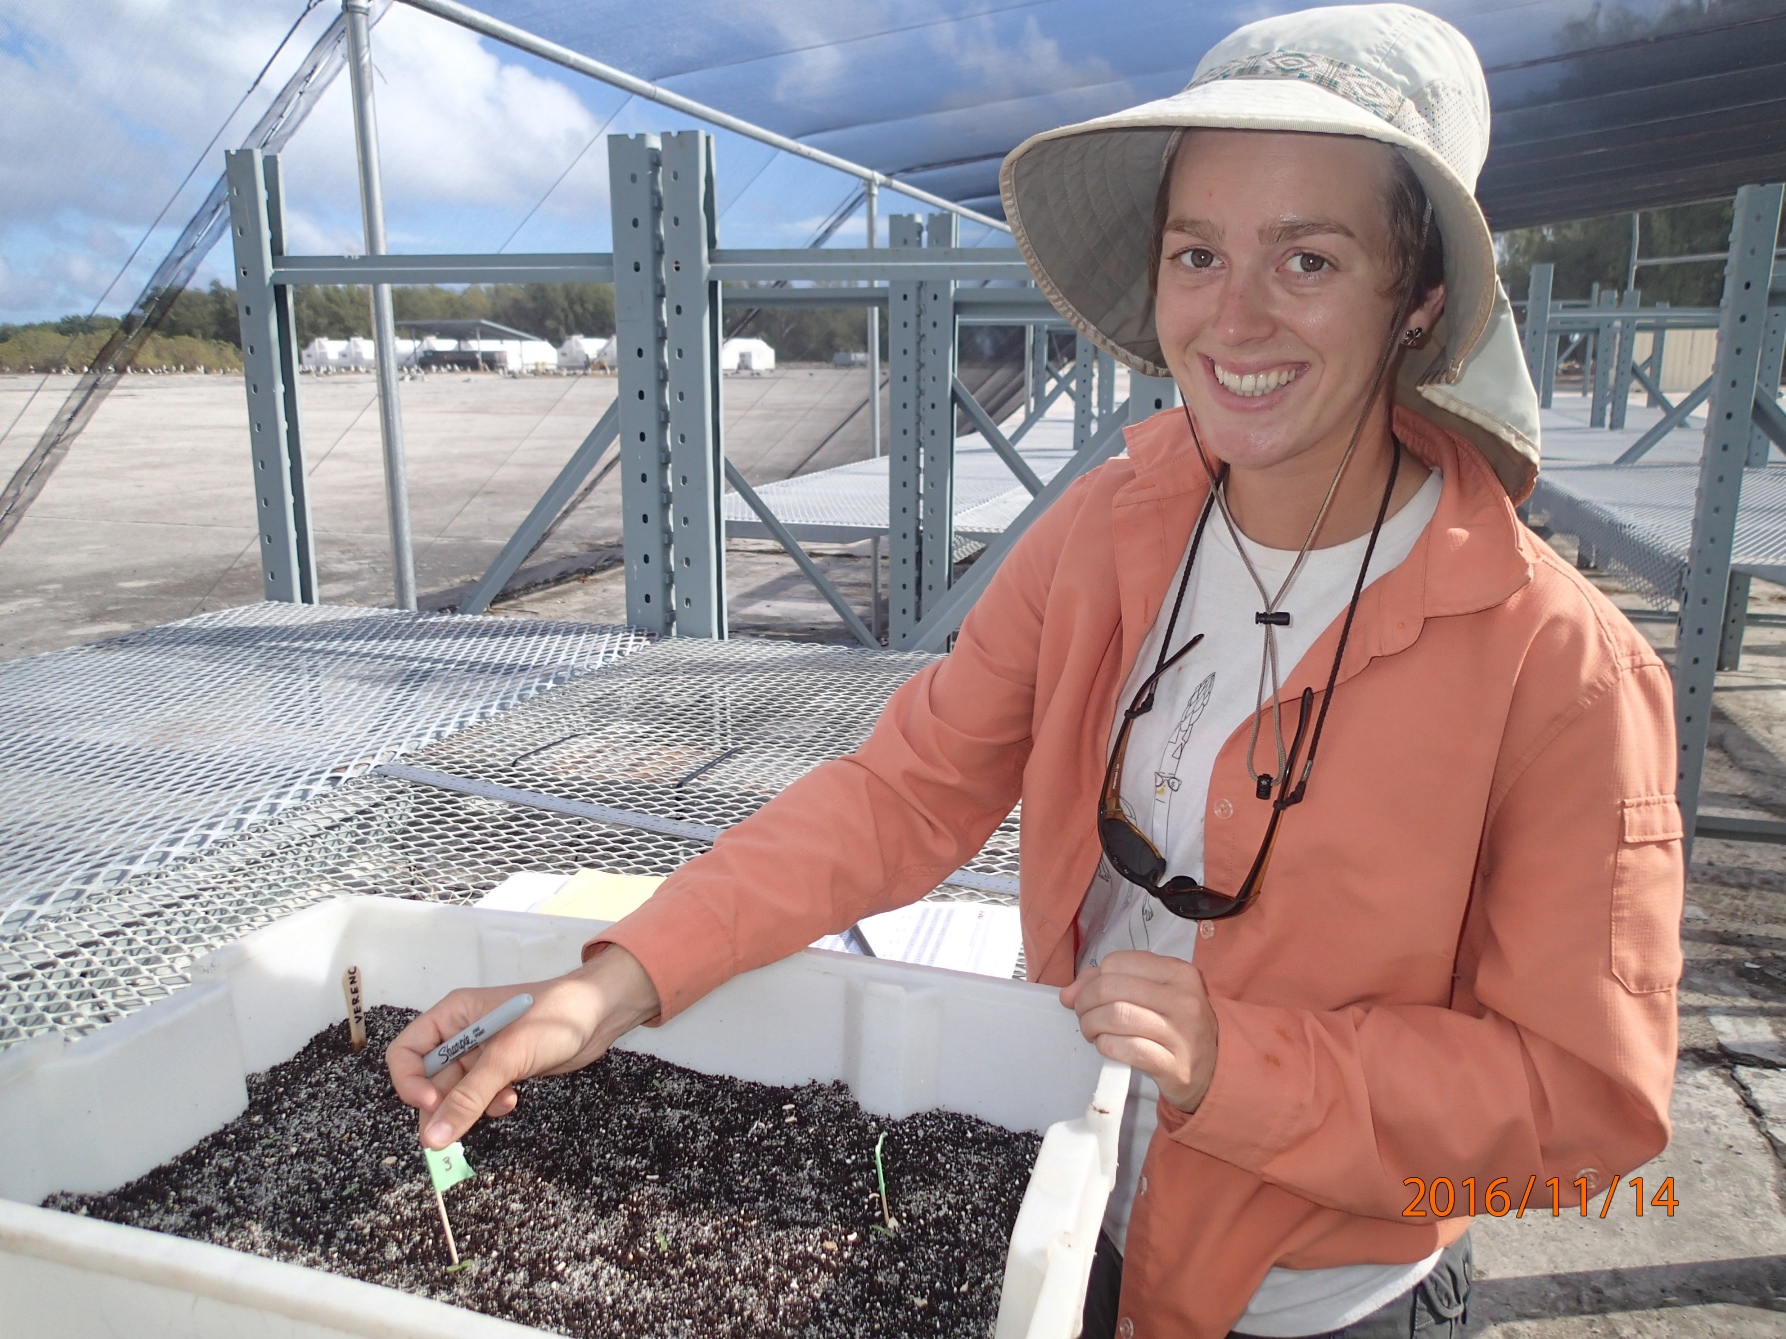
[47,1007,1038,1338]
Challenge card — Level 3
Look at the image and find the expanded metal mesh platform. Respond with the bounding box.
[723,419,1075,545]
[0,634,1019,1052]
[1529,463,1786,607]
[0,605,648,929]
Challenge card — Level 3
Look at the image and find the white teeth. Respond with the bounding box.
[1213,363,1299,397]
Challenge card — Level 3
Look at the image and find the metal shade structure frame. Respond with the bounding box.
[1518,186,1786,853]
[229,0,1178,657]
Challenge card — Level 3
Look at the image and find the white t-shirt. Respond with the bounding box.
[1076,467,1444,1338]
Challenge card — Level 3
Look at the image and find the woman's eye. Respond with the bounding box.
[1290,252,1330,274]
[1177,247,1217,270]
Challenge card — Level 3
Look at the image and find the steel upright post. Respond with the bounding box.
[1610,288,1641,431]
[343,0,416,611]
[886,216,924,645]
[866,181,882,642]
[1589,290,1618,427]
[1521,264,1553,387]
[1129,373,1180,421]
[1752,282,1786,465]
[1030,325,1049,415]
[225,149,316,603]
[660,131,726,638]
[917,212,959,635]
[1674,183,1785,853]
[1646,303,1669,408]
[1072,336,1096,452]
[610,134,675,633]
[1096,348,1115,429]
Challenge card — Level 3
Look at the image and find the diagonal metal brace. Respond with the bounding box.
[905,397,1132,653]
[1753,392,1786,455]
[459,401,621,615]
[1616,375,1713,464]
[1627,359,1676,415]
[951,375,1043,495]
[1008,365,1072,447]
[723,459,878,649]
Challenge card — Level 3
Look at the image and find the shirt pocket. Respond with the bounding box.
[1611,795,1685,994]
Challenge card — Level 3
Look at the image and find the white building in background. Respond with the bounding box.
[302,334,556,373]
[558,335,615,370]
[720,337,776,373]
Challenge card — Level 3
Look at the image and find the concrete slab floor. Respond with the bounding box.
[0,366,887,660]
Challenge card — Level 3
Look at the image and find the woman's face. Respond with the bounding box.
[1152,130,1445,475]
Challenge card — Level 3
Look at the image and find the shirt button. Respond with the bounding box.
[1138,1175,1148,1195]
[1576,1167,1599,1193]
[1198,921,1215,939]
[1118,1319,1135,1339]
[1213,798,1234,819]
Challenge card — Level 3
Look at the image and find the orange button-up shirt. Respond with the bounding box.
[593,406,1682,1337]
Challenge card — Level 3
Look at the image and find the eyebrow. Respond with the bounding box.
[1260,217,1357,245]
[1161,215,1359,246]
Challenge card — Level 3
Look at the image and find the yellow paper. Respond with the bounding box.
[536,869,665,922]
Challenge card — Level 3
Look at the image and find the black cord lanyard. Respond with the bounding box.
[1145,439,1405,805]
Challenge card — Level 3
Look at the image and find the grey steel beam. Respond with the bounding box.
[225,149,315,604]
[394,0,1012,234]
[1540,327,1560,408]
[344,0,416,611]
[458,402,620,616]
[1645,303,1669,408]
[1007,367,1072,447]
[1588,290,1617,428]
[723,461,876,649]
[262,153,316,604]
[1752,292,1786,465]
[1696,813,1786,845]
[906,399,1132,654]
[866,181,882,643]
[272,253,616,285]
[709,249,1027,281]
[1615,375,1713,463]
[661,131,727,638]
[917,213,959,641]
[1129,373,1181,420]
[1755,390,1786,452]
[886,215,924,647]
[1609,288,1640,431]
[611,133,674,633]
[1096,349,1115,427]
[1719,570,1752,671]
[951,376,1043,495]
[1521,265,1553,385]
[1674,183,1785,857]
[1072,336,1096,452]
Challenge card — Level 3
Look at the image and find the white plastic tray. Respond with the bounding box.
[0,897,1124,1339]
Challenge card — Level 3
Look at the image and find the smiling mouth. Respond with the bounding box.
[1209,360,1304,399]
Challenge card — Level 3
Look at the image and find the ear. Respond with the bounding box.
[1408,282,1447,345]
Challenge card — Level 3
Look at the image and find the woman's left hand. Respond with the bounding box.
[1060,950,1219,1113]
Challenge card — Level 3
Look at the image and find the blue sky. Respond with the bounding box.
[0,0,1074,326]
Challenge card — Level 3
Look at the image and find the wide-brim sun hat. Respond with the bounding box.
[1001,3,1541,500]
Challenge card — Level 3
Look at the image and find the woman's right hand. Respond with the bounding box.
[386,945,661,1149]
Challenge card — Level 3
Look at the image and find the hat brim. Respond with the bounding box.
[1000,77,1539,498]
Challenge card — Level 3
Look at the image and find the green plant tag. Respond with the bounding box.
[424,1142,475,1194]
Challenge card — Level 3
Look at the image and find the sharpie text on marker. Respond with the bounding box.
[423,993,535,1079]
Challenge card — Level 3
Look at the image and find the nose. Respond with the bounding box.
[1212,265,1274,346]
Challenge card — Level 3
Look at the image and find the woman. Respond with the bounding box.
[389,7,1683,1336]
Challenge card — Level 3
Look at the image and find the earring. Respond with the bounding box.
[1401,326,1425,348]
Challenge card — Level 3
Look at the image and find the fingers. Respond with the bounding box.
[386,986,513,1113]
[1058,964,1099,1010]
[423,1037,534,1148]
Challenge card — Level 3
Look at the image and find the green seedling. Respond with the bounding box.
[873,1132,899,1233]
[445,1259,476,1274]
[656,1230,670,1253]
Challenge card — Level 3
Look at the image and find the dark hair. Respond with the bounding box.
[1147,133,1445,307]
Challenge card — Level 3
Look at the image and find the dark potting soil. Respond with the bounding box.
[47,1006,1040,1338]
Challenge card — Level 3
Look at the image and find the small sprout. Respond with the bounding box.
[873,1132,899,1233]
[656,1230,670,1253]
[445,1259,475,1274]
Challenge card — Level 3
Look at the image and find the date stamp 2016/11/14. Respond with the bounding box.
[1403,1175,1678,1219]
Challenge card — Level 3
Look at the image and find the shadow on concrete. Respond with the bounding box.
[1472,1254,1786,1322]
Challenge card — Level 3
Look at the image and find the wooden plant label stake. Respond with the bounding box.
[341,966,366,1052]
[424,1142,476,1268]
